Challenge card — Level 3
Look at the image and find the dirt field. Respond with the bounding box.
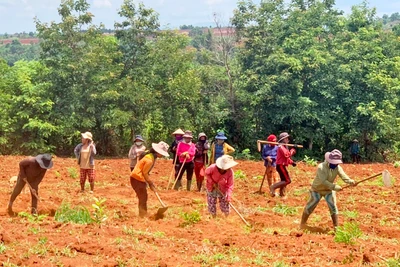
[0,155,399,266]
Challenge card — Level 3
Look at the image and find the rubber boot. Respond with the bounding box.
[187,180,192,191]
[300,211,310,229]
[331,214,339,231]
[269,181,286,197]
[173,179,181,190]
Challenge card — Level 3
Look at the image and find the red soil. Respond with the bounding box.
[0,155,399,266]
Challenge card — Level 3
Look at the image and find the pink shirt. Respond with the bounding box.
[177,142,196,163]
[205,164,234,198]
[276,145,294,166]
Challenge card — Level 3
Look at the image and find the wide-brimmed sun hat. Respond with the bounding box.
[81,131,93,141]
[215,132,227,140]
[134,135,144,142]
[216,155,238,170]
[353,139,358,143]
[198,132,207,139]
[35,154,53,169]
[172,128,185,136]
[325,149,343,164]
[278,132,290,143]
[152,141,170,157]
[183,130,193,139]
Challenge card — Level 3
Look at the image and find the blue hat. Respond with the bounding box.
[215,132,227,140]
[135,135,144,142]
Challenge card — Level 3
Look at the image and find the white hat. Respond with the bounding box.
[81,131,93,141]
[325,149,343,164]
[216,155,238,170]
[152,141,170,157]
[172,128,185,135]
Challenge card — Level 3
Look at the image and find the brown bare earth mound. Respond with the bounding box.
[0,155,399,266]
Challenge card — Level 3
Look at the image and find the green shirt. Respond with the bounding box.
[311,161,352,195]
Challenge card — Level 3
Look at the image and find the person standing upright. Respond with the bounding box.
[194,132,210,191]
[128,135,146,171]
[269,132,296,198]
[174,130,196,191]
[74,131,96,193]
[209,132,235,164]
[261,134,278,194]
[350,139,360,164]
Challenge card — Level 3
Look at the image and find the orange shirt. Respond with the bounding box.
[130,153,154,182]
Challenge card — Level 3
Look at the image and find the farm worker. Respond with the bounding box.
[300,149,356,230]
[194,132,210,191]
[174,130,196,191]
[128,135,146,171]
[209,131,235,164]
[8,154,54,215]
[169,128,184,164]
[261,134,278,194]
[205,155,238,218]
[74,131,96,193]
[269,132,296,198]
[130,141,169,217]
[350,139,360,164]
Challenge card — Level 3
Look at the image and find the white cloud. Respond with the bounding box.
[93,0,112,8]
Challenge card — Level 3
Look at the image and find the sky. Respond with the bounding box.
[0,0,399,33]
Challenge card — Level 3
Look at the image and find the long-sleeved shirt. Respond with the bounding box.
[128,144,146,168]
[74,143,96,167]
[177,142,196,163]
[262,145,278,167]
[311,161,352,195]
[276,145,294,166]
[205,164,234,200]
[210,142,235,164]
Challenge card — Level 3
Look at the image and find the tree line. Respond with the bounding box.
[0,0,399,162]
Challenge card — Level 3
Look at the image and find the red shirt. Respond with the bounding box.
[276,145,294,166]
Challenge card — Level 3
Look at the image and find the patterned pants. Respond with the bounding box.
[207,193,230,216]
[304,190,338,215]
[80,168,95,187]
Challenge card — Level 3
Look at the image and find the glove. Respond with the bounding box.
[348,179,356,186]
[333,184,342,191]
[290,148,296,155]
[292,162,297,167]
[294,144,298,148]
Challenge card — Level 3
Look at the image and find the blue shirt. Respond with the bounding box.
[262,145,278,167]
[214,144,224,161]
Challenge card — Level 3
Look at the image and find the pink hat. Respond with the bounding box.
[325,149,343,164]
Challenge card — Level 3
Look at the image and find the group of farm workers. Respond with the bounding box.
[8,128,357,230]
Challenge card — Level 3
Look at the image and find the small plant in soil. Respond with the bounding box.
[2,259,18,267]
[180,210,201,227]
[393,161,400,168]
[0,243,6,254]
[334,222,363,245]
[342,210,359,219]
[55,202,92,224]
[67,167,78,179]
[303,155,318,166]
[272,203,299,216]
[234,170,246,180]
[92,197,108,224]
[18,211,47,223]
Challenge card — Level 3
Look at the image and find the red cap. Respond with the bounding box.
[267,134,277,142]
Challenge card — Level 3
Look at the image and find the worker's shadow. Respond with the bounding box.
[302,225,330,234]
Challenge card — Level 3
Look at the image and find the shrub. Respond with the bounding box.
[55,202,92,224]
[92,197,108,224]
[334,222,363,245]
[303,155,317,166]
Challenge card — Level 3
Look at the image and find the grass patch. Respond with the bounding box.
[334,222,363,245]
[234,170,246,180]
[293,187,309,196]
[341,210,359,219]
[272,203,299,216]
[67,167,79,179]
[55,202,92,224]
[18,212,47,223]
[303,155,318,166]
[0,243,6,254]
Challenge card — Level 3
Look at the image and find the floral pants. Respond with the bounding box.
[207,192,230,216]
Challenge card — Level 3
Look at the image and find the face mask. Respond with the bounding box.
[176,136,183,141]
[200,139,206,144]
[135,141,143,146]
[329,163,338,169]
[217,140,224,145]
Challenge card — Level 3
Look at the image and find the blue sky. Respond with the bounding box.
[0,0,399,33]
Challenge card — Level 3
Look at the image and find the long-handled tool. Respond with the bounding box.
[215,188,251,227]
[256,168,268,194]
[154,191,168,219]
[171,157,187,190]
[167,152,178,190]
[257,140,303,152]
[342,170,392,189]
